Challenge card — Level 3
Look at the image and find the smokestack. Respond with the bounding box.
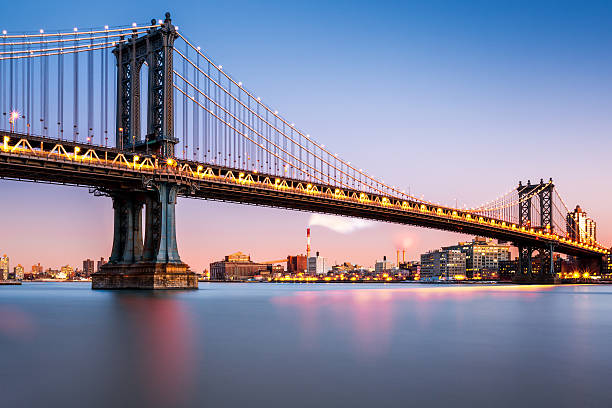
[383,255,386,261]
[396,250,399,266]
[307,228,311,259]
[402,249,405,263]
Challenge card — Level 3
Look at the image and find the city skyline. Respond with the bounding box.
[2,0,612,272]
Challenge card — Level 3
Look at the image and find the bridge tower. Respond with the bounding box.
[113,12,178,157]
[515,179,555,283]
[93,13,196,289]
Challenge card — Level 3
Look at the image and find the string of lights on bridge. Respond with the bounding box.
[0,19,601,252]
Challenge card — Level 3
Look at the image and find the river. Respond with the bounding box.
[1,282,611,407]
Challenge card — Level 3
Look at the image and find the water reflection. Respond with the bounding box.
[3,283,612,408]
[0,305,36,339]
[107,292,196,408]
[271,285,556,357]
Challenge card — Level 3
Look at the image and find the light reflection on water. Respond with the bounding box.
[1,282,612,408]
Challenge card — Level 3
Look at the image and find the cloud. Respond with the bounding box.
[308,214,374,234]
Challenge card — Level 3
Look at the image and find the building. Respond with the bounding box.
[96,257,107,272]
[31,263,43,275]
[604,252,612,277]
[332,262,361,273]
[287,255,308,274]
[13,264,24,280]
[398,261,420,280]
[443,237,510,279]
[0,254,9,280]
[60,265,74,280]
[82,259,95,276]
[420,249,466,280]
[567,205,597,244]
[308,252,331,275]
[210,252,268,280]
[498,259,519,281]
[375,256,394,274]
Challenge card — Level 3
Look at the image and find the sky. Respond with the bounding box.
[2,0,612,271]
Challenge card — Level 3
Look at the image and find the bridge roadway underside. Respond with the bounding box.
[0,144,602,262]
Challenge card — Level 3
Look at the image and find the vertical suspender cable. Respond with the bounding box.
[73,30,79,142]
[9,43,13,127]
[43,38,49,137]
[27,47,31,134]
[39,33,44,135]
[204,60,209,162]
[20,48,24,132]
[88,36,93,143]
[193,48,199,161]
[100,35,105,145]
[58,35,63,139]
[104,30,109,146]
[183,44,188,159]
[1,36,4,130]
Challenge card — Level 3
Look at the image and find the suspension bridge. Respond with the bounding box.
[0,13,607,288]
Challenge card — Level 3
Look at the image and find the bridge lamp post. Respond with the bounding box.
[9,111,19,133]
[118,128,124,150]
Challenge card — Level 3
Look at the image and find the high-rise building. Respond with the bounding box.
[567,205,597,244]
[96,257,107,272]
[287,255,308,274]
[443,237,511,278]
[83,259,95,276]
[13,264,24,280]
[0,254,9,280]
[420,249,466,280]
[308,252,331,275]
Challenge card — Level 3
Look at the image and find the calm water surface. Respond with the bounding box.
[1,282,611,407]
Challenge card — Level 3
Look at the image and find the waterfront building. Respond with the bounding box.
[31,263,43,275]
[420,249,466,280]
[604,252,612,277]
[308,252,331,275]
[60,265,74,280]
[567,205,597,243]
[83,259,95,276]
[332,262,361,273]
[398,261,420,280]
[13,264,24,281]
[1,254,9,280]
[498,260,519,281]
[96,257,107,272]
[374,256,394,274]
[443,237,510,278]
[210,252,268,280]
[287,255,308,274]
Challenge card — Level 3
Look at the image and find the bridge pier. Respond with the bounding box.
[514,244,556,283]
[92,183,197,289]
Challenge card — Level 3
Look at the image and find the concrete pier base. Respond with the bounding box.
[513,274,557,284]
[93,263,198,289]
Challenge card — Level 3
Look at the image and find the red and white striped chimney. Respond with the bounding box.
[307,228,311,259]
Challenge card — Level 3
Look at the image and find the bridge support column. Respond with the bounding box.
[92,183,197,289]
[515,245,533,283]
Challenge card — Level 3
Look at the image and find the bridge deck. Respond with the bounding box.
[0,132,607,259]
